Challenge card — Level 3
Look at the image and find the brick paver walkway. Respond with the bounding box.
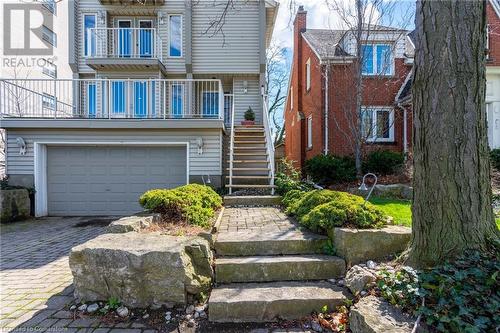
[0,217,107,332]
[218,207,298,233]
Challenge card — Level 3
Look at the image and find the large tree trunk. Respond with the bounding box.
[408,0,499,268]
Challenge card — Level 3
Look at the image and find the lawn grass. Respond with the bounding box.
[368,196,412,227]
[369,196,500,230]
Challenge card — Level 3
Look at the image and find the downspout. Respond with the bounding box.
[403,106,408,158]
[323,63,329,155]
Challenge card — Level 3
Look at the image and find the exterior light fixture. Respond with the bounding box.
[358,173,378,205]
[99,11,106,25]
[243,80,248,94]
[16,137,26,155]
[196,137,203,155]
[159,12,164,24]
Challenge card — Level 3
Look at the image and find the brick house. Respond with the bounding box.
[486,0,500,149]
[284,6,415,170]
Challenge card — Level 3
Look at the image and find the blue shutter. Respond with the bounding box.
[362,45,374,75]
[376,45,392,75]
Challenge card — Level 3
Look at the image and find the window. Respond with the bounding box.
[83,14,96,56]
[42,25,56,46]
[42,62,57,78]
[111,81,126,115]
[362,44,393,75]
[307,116,313,149]
[202,91,219,117]
[42,93,55,109]
[87,83,97,117]
[361,107,395,142]
[171,84,184,118]
[42,0,56,14]
[306,58,311,91]
[169,15,182,57]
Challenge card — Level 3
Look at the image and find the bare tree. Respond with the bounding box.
[406,0,499,268]
[318,0,413,175]
[266,43,288,145]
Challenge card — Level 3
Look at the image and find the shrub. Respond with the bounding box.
[300,192,386,232]
[139,184,222,228]
[363,150,404,175]
[491,148,500,170]
[285,190,343,218]
[244,107,255,121]
[305,154,356,185]
[378,248,500,333]
[275,158,314,195]
[281,189,305,208]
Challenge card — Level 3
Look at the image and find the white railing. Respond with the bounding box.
[262,92,275,194]
[0,79,225,120]
[228,93,236,194]
[87,28,163,61]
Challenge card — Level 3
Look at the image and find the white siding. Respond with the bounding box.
[233,77,262,124]
[192,1,260,74]
[6,129,222,176]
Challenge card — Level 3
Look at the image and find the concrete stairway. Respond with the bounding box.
[226,125,276,191]
[209,207,350,323]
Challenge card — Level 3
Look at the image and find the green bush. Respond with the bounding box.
[283,190,387,232]
[275,158,313,195]
[491,148,500,170]
[305,154,356,185]
[378,248,500,333]
[139,184,222,228]
[363,150,404,175]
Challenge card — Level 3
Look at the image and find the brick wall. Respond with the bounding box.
[487,1,500,66]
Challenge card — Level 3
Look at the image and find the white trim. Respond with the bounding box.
[490,0,500,18]
[395,70,412,103]
[306,58,311,91]
[307,115,313,149]
[362,106,395,143]
[168,14,183,58]
[34,141,190,217]
[361,43,395,76]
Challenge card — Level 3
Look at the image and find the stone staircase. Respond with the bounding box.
[226,125,276,192]
[208,206,351,323]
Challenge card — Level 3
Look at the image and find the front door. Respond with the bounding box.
[117,20,132,57]
[134,81,147,118]
[138,20,153,58]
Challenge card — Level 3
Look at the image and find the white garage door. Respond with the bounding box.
[47,146,187,216]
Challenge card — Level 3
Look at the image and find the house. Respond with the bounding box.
[284,6,414,171]
[0,0,278,216]
[486,0,500,149]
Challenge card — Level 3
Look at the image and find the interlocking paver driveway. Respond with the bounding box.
[0,216,106,332]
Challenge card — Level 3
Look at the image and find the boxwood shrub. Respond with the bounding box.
[363,150,404,175]
[283,190,387,233]
[491,148,500,170]
[304,154,357,185]
[139,184,222,229]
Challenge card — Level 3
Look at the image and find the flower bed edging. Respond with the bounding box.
[328,226,411,266]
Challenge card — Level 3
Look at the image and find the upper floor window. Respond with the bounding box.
[169,15,182,57]
[42,25,56,46]
[306,58,311,91]
[361,107,395,142]
[83,14,96,56]
[42,62,57,78]
[362,44,393,76]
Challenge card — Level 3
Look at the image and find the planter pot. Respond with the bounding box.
[241,120,255,126]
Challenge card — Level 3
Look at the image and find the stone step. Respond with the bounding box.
[215,229,328,256]
[208,281,351,322]
[215,255,346,283]
[225,184,276,189]
[223,195,281,206]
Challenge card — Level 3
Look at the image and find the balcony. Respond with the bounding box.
[85,28,164,71]
[0,79,228,127]
[98,0,164,5]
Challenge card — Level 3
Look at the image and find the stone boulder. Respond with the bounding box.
[329,226,411,265]
[350,184,413,200]
[1,188,30,223]
[345,265,377,295]
[350,296,424,333]
[69,232,213,308]
[106,214,160,233]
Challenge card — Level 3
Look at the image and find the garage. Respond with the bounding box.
[46,145,187,216]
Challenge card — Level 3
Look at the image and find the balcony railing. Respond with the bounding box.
[0,79,225,120]
[86,28,163,61]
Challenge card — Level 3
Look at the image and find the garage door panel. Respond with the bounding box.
[47,146,187,216]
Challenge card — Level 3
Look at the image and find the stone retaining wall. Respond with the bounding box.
[1,188,30,223]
